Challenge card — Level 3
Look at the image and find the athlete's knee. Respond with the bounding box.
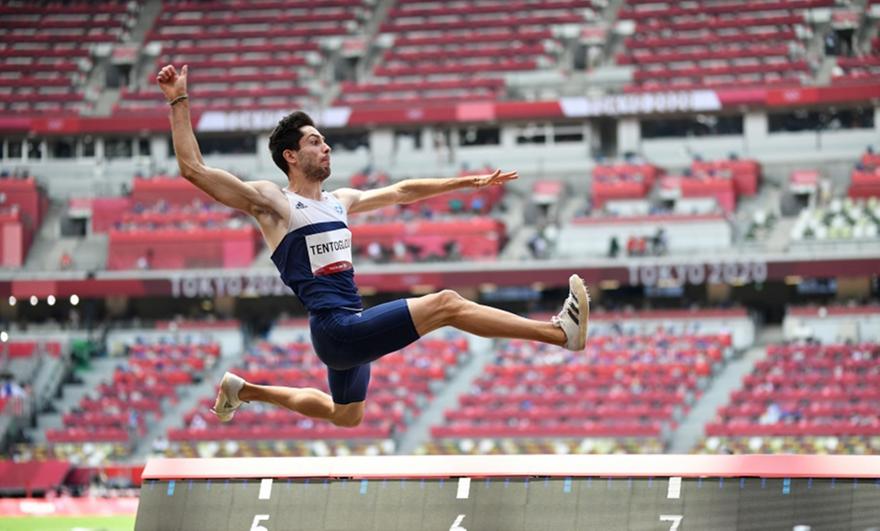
[331,406,364,428]
[435,289,465,316]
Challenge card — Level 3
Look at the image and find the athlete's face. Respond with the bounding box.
[295,126,331,182]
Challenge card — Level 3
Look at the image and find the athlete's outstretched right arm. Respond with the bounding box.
[156,64,281,217]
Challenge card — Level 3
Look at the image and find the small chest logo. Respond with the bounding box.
[334,204,344,215]
[295,201,308,210]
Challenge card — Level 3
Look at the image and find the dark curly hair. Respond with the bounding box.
[268,111,315,176]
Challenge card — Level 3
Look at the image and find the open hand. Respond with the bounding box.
[156,64,188,102]
[471,169,518,188]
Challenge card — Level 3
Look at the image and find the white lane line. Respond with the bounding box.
[259,478,273,500]
[667,477,682,499]
[456,478,471,499]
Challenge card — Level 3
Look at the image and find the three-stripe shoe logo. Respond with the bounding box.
[567,298,579,323]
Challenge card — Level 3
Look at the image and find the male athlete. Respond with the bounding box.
[157,65,590,429]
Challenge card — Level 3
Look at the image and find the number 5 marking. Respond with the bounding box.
[250,514,270,531]
[659,514,683,531]
[449,514,467,531]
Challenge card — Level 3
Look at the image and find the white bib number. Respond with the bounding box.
[304,228,353,276]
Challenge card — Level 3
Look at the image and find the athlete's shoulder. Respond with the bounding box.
[329,188,359,210]
[251,180,285,196]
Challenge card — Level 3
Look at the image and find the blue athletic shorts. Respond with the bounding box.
[309,298,420,404]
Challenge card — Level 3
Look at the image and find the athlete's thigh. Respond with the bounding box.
[327,364,371,404]
[344,299,421,363]
[406,292,449,336]
[312,299,420,368]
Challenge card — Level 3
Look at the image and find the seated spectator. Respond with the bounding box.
[0,377,25,399]
[470,196,485,213]
[367,241,384,263]
[444,240,461,261]
[189,413,207,431]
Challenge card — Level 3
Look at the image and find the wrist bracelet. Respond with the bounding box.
[168,94,188,106]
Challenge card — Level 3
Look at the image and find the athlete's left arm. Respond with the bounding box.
[333,169,518,215]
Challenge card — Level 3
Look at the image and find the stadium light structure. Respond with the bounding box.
[47,295,56,306]
[7,296,15,306]
[70,294,80,306]
[0,331,6,342]
[29,296,38,306]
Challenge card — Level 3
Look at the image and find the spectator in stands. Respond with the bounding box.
[0,376,25,399]
[59,251,73,270]
[366,241,383,263]
[470,195,485,214]
[443,240,461,261]
[651,228,668,256]
[449,197,465,213]
[392,240,407,262]
[151,435,169,456]
[158,64,590,431]
[626,235,640,256]
[189,413,207,431]
[528,231,549,259]
[608,236,620,258]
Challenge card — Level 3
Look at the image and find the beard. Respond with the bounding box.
[302,159,331,182]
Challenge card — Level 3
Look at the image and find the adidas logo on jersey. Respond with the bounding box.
[295,201,308,209]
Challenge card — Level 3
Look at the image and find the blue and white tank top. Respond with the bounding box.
[270,189,363,312]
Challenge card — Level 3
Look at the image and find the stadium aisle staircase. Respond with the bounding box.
[28,357,119,444]
[669,329,777,453]
[396,335,495,454]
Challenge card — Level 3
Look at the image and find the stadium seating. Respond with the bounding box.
[698,341,880,453]
[848,150,880,199]
[657,158,761,213]
[833,56,880,86]
[349,174,507,262]
[427,330,733,453]
[4,340,62,359]
[165,438,398,459]
[617,0,830,92]
[0,1,137,114]
[44,339,221,448]
[336,0,598,107]
[560,212,732,258]
[0,176,49,267]
[164,332,471,457]
[78,176,259,269]
[566,156,758,259]
[117,0,371,112]
[417,437,665,455]
[695,434,880,454]
[590,162,662,208]
[790,197,880,241]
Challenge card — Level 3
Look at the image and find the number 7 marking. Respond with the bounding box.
[449,514,467,531]
[659,514,683,531]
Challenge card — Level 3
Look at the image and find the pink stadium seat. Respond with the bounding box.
[431,333,730,440]
[618,0,820,92]
[46,339,222,445]
[0,3,133,114]
[169,335,470,442]
[708,343,880,437]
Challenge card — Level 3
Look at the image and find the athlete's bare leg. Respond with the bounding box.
[407,289,566,344]
[237,383,365,427]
